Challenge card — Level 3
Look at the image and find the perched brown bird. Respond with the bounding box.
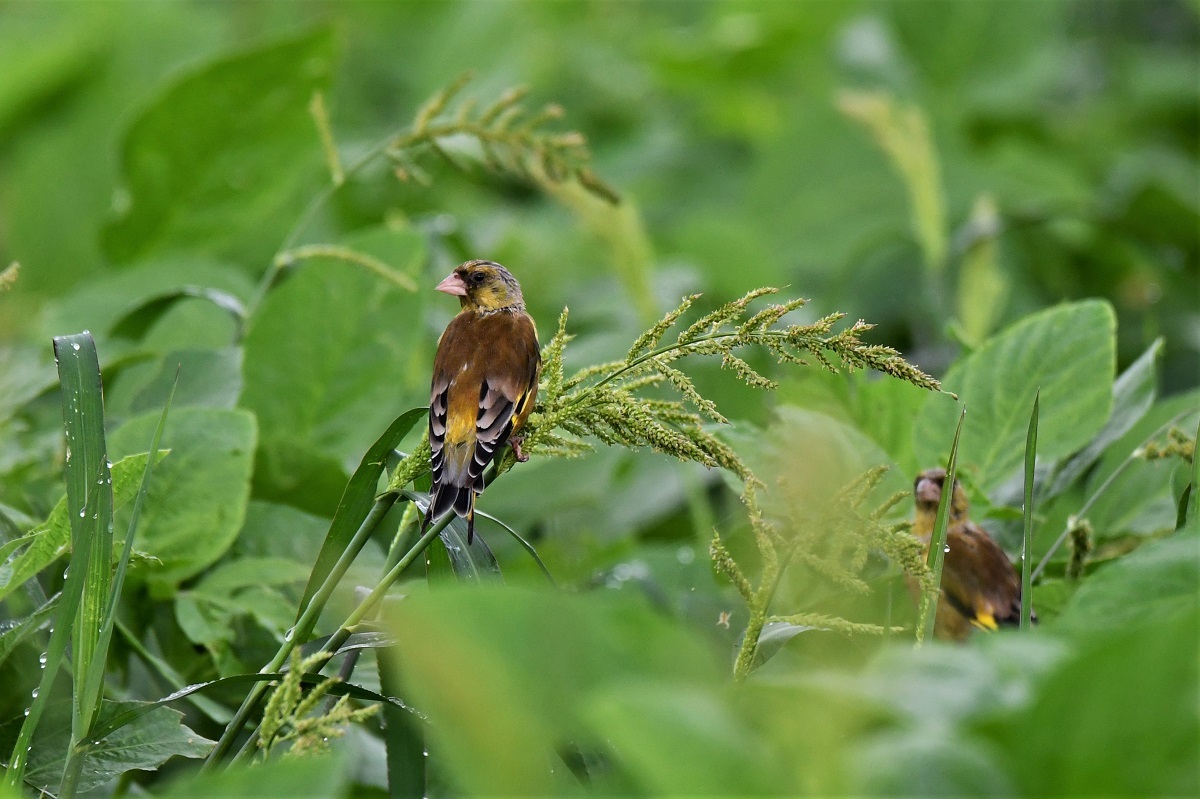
[424,260,540,542]
[910,468,1029,641]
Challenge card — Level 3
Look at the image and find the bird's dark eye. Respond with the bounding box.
[469,271,486,285]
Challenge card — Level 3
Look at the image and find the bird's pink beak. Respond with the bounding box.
[916,477,942,505]
[435,272,468,297]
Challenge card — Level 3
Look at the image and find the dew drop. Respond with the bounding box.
[65,446,71,462]
[31,688,38,699]
[284,628,295,642]
[423,750,429,757]
[23,708,30,717]
[79,509,86,518]
[943,544,951,553]
[38,653,47,666]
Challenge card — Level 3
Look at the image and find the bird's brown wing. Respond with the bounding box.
[428,310,540,524]
[941,521,1022,631]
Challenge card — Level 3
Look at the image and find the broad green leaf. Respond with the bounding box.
[915,300,1116,492]
[1044,337,1162,500]
[25,703,213,795]
[158,752,346,799]
[109,286,246,341]
[101,29,336,267]
[954,194,1008,346]
[128,348,243,412]
[1054,527,1199,633]
[36,259,254,347]
[298,408,426,613]
[241,226,426,464]
[109,407,256,592]
[386,587,724,796]
[177,557,310,647]
[584,684,787,795]
[0,594,57,670]
[251,438,349,517]
[1000,610,1199,797]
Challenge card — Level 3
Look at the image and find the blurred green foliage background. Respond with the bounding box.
[0,1,1196,796]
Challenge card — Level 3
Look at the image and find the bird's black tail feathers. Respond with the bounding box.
[423,482,477,543]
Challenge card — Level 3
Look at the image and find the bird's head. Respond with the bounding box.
[435,260,525,312]
[913,468,970,521]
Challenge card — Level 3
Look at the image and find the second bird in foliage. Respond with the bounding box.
[424,260,541,542]
[910,468,1032,641]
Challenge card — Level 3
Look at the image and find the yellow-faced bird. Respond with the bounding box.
[910,468,1030,641]
[424,260,540,541]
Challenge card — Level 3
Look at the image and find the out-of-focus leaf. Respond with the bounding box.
[1054,527,1199,633]
[241,227,425,463]
[386,586,724,796]
[251,438,349,518]
[157,752,346,799]
[26,703,213,795]
[122,348,244,413]
[0,594,57,670]
[915,300,1116,492]
[109,286,246,342]
[751,621,820,670]
[1042,337,1163,500]
[955,194,1008,346]
[108,408,256,593]
[102,28,336,267]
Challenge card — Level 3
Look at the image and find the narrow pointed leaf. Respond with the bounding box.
[1022,391,1040,631]
[919,406,966,644]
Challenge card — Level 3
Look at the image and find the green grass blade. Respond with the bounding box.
[1189,415,1199,527]
[77,368,178,745]
[298,408,427,616]
[1022,390,1040,631]
[50,333,115,750]
[918,406,967,645]
[475,509,556,586]
[3,478,101,790]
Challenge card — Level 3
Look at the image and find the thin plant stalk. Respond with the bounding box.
[1021,391,1040,631]
[205,494,400,766]
[918,407,967,645]
[1032,408,1196,581]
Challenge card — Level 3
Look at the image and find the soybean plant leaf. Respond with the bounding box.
[128,348,243,412]
[1054,527,1200,633]
[102,28,336,267]
[109,408,256,592]
[241,227,425,463]
[385,587,723,797]
[1044,337,1162,499]
[298,408,427,615]
[109,286,247,341]
[158,752,346,798]
[252,438,349,517]
[0,594,58,670]
[915,300,1116,492]
[25,703,213,795]
[0,462,161,606]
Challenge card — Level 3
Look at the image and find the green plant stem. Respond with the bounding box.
[230,514,452,764]
[1031,409,1195,582]
[204,494,399,767]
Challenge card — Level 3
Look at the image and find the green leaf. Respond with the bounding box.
[26,703,213,795]
[921,407,966,643]
[385,586,724,797]
[297,408,427,614]
[127,348,243,412]
[108,286,246,342]
[751,621,819,670]
[0,451,163,603]
[378,642,425,799]
[1044,337,1162,499]
[401,491,502,582]
[241,226,426,463]
[915,300,1116,492]
[251,438,349,517]
[102,28,337,267]
[1054,527,1200,633]
[108,407,256,593]
[0,594,57,671]
[1021,391,1039,631]
[157,752,346,799]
